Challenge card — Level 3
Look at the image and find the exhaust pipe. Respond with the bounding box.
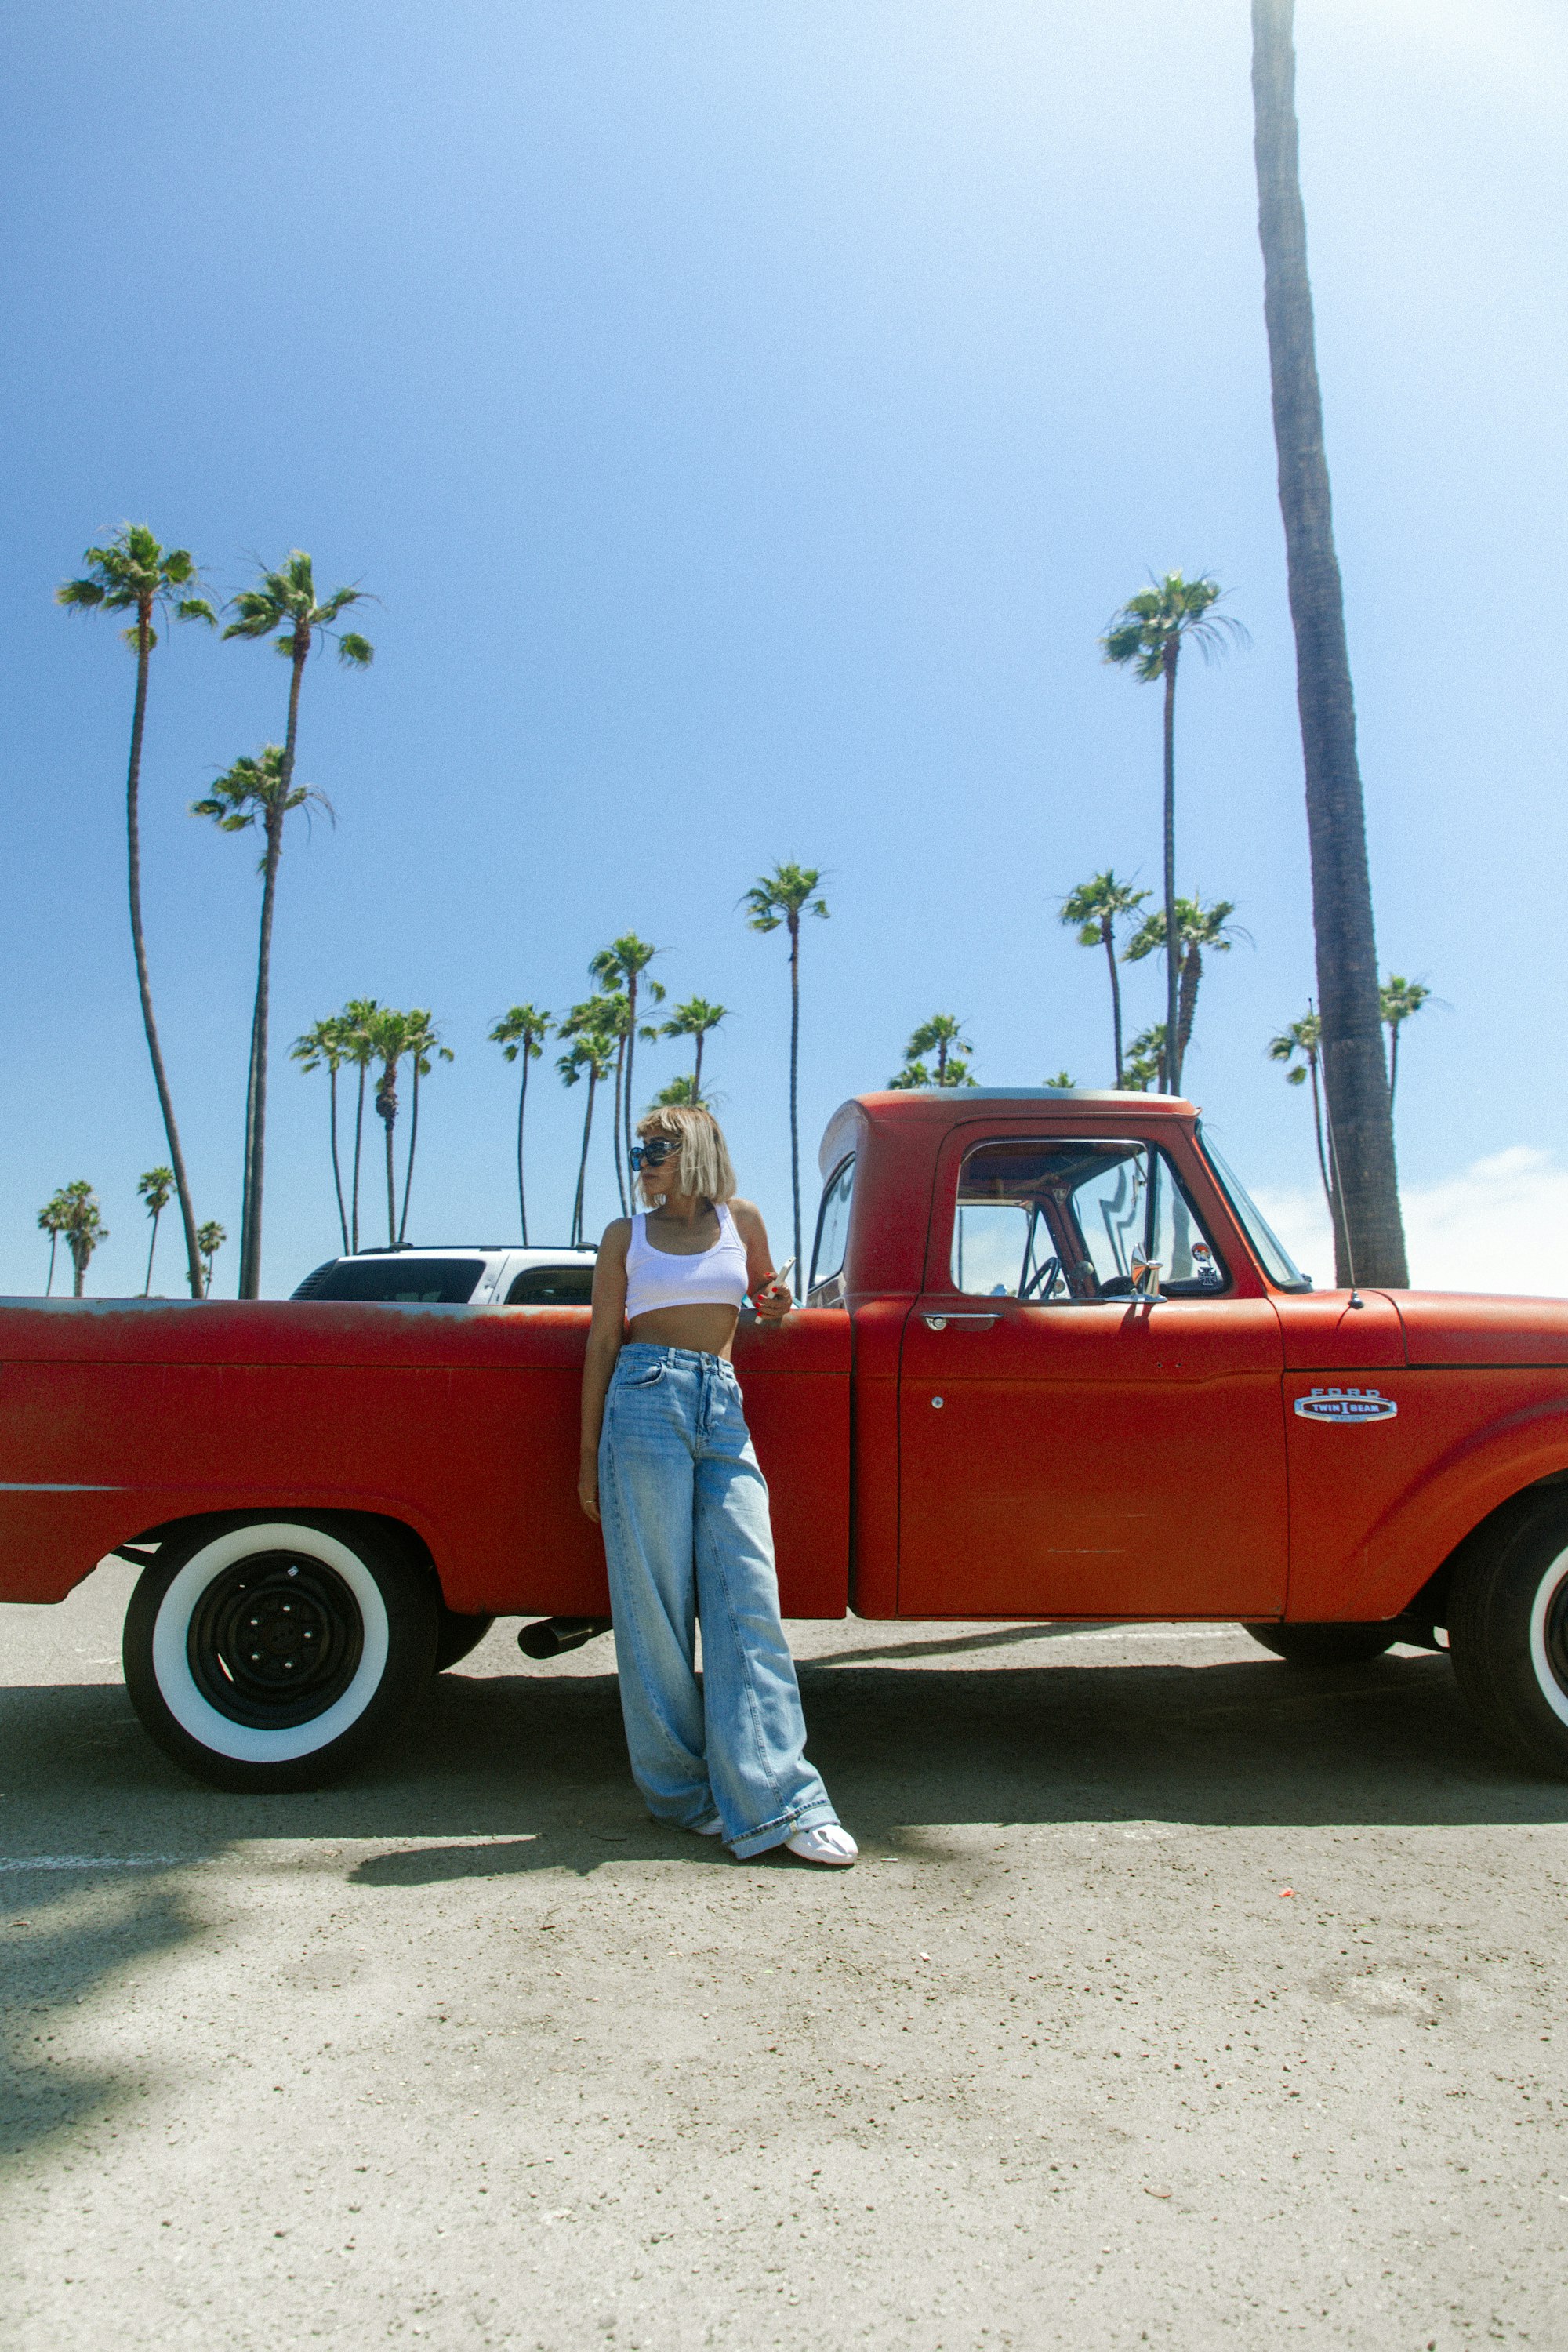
[517,1615,612,1661]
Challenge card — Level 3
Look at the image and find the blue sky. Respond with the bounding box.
[2,2,1563,1295]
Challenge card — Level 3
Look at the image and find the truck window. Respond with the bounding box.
[809,1157,855,1305]
[1197,1132,1312,1291]
[300,1256,487,1304]
[505,1263,595,1305]
[951,1138,1229,1302]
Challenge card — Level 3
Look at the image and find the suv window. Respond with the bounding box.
[300,1257,487,1304]
[952,1138,1228,1301]
[505,1263,595,1306]
[809,1157,855,1303]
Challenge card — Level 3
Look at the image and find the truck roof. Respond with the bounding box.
[818,1087,1197,1174]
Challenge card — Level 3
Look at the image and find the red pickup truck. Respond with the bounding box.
[8,1088,1568,1791]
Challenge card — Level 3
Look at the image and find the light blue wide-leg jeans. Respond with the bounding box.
[597,1344,839,1858]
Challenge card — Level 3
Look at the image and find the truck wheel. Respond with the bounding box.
[1449,1497,1568,1779]
[434,1605,495,1671]
[1243,1622,1399,1667]
[123,1517,439,1793]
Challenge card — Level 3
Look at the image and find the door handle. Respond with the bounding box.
[923,1314,997,1331]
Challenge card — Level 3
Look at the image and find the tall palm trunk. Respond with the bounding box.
[126,607,205,1300]
[1252,0,1407,1285]
[238,810,284,1297]
[72,1250,86,1300]
[693,1030,705,1093]
[143,1208,162,1296]
[1305,1051,1332,1212]
[1388,1022,1401,1112]
[1161,644,1181,1090]
[1102,919,1124,1085]
[622,977,641,1178]
[516,1054,532,1243]
[610,1034,629,1214]
[350,1065,367,1253]
[786,915,803,1293]
[376,1063,399,1246]
[327,1065,348,1253]
[1176,942,1202,1070]
[238,646,307,1295]
[398,1059,423,1243]
[45,1233,56,1298]
[572,1072,598,1248]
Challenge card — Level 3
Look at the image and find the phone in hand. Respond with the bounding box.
[758,1257,796,1304]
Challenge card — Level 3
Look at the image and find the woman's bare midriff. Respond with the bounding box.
[626,1305,742,1358]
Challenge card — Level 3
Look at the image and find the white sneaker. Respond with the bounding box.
[786,1824,858,1867]
[694,1817,724,1838]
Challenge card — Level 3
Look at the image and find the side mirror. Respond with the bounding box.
[1131,1255,1162,1302]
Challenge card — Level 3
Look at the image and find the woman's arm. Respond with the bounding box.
[729,1198,792,1327]
[579,1221,630,1522]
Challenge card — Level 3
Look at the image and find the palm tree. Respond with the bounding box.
[396,1010,453,1243]
[1380,975,1432,1113]
[136,1166,175,1295]
[743,862,829,1294]
[887,1061,931,1091]
[1268,1011,1334,1226]
[1102,578,1246,1090]
[196,1221,226,1298]
[193,746,332,1297]
[56,525,216,1301]
[590,938,666,1206]
[222,553,372,795]
[1251,0,1407,1287]
[50,1181,108,1298]
[561,990,635,1210]
[558,1029,618,1248]
[291,1015,352,1252]
[660,996,730,1098]
[363,1008,412,1248]
[338,998,382,1252]
[1125,895,1247,1079]
[652,1074,706,1109]
[489,1004,552,1241]
[1059,871,1149,1083]
[221,556,369,1276]
[38,1192,71,1296]
[906,1014,975,1087]
[1042,1069,1078,1089]
[1121,1024,1168,1094]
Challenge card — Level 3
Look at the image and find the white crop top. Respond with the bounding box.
[624,1203,750,1320]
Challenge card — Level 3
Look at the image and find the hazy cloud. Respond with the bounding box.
[1256,1146,1568,1298]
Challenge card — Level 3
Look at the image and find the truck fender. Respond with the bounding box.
[1334,1396,1568,1621]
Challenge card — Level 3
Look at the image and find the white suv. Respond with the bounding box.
[290,1243,597,1306]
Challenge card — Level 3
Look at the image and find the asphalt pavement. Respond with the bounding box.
[2,1563,1564,2349]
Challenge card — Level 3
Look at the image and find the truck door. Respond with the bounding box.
[897,1130,1287,1618]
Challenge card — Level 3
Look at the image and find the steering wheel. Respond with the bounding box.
[1020,1254,1061,1302]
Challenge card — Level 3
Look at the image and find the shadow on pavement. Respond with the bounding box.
[3,1646,1566,1855]
[4,1646,1564,2158]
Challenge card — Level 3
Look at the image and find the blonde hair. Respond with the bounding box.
[634,1104,738,1207]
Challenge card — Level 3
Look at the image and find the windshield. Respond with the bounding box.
[1198,1132,1312,1292]
[297,1256,486,1303]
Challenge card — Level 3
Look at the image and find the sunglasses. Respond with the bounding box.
[629,1137,680,1173]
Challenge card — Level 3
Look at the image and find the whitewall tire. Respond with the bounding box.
[1450,1494,1568,1780]
[123,1516,439,1791]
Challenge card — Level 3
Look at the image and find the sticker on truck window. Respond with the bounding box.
[1294,1387,1398,1424]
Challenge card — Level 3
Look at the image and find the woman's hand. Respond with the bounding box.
[579,1456,601,1523]
[753,1275,793,1327]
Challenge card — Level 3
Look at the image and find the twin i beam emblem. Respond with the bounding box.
[1294,1386,1399,1425]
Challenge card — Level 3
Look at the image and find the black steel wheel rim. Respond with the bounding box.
[186,1550,365,1729]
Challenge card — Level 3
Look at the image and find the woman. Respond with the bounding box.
[579,1103,855,1867]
